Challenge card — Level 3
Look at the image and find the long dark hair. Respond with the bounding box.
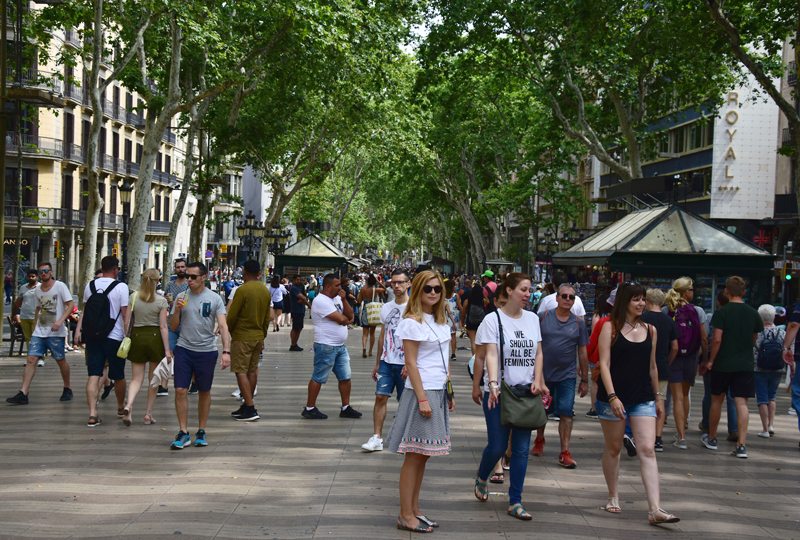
[468,282,484,307]
[270,276,280,288]
[595,293,612,317]
[609,282,647,345]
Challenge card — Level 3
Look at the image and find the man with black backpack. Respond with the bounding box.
[6,261,75,405]
[75,256,130,428]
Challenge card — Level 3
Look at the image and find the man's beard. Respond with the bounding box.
[177,271,186,278]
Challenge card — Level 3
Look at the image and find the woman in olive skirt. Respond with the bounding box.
[386,270,453,533]
[123,268,171,426]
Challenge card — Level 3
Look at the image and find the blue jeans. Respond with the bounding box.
[701,372,737,433]
[375,361,404,400]
[477,392,531,506]
[311,343,351,384]
[168,327,180,351]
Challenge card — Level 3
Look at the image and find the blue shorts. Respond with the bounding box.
[548,378,576,417]
[85,337,125,380]
[312,343,351,384]
[670,355,696,384]
[376,360,405,400]
[168,327,180,351]
[272,301,284,311]
[28,336,66,361]
[173,346,218,392]
[595,399,657,421]
[754,371,783,405]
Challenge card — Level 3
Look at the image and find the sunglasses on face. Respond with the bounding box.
[38,269,50,274]
[422,285,443,294]
[187,274,202,280]
[560,294,575,300]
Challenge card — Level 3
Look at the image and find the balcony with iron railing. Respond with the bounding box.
[113,103,127,123]
[124,161,140,176]
[5,133,63,159]
[783,128,793,147]
[63,85,82,103]
[5,67,62,94]
[63,142,82,163]
[65,29,81,47]
[99,213,122,230]
[147,220,171,234]
[162,131,177,145]
[4,206,85,227]
[789,61,797,87]
[126,110,144,127]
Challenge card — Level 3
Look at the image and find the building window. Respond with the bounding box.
[110,185,117,214]
[672,127,685,154]
[155,194,161,221]
[689,123,703,150]
[164,196,170,222]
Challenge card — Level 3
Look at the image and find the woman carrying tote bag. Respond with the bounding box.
[475,273,547,521]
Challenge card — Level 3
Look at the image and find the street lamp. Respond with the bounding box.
[119,179,134,283]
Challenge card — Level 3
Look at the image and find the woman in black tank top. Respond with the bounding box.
[596,282,679,526]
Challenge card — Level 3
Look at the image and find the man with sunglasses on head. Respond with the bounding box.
[169,261,230,449]
[7,262,75,405]
[532,283,589,468]
[303,273,360,419]
[362,269,411,451]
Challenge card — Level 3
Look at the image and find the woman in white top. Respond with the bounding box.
[268,276,284,332]
[386,270,453,533]
[476,273,546,521]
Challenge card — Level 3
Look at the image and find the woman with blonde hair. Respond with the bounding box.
[386,270,453,533]
[123,268,171,426]
[662,277,708,449]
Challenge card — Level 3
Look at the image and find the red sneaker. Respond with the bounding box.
[558,450,577,469]
[531,437,545,456]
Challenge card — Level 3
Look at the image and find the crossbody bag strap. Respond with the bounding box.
[495,310,504,378]
[423,319,449,375]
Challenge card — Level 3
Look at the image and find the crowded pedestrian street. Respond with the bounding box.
[0,320,797,540]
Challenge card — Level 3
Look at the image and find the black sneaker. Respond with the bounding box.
[301,407,328,419]
[450,353,457,362]
[101,382,114,400]
[157,385,169,396]
[60,387,73,401]
[339,405,363,418]
[655,440,664,452]
[188,382,198,395]
[231,405,246,417]
[623,436,637,457]
[289,345,304,352]
[731,445,747,458]
[235,406,260,422]
[6,391,28,405]
[585,409,599,420]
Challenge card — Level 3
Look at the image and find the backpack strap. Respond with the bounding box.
[90,280,97,295]
[495,310,504,378]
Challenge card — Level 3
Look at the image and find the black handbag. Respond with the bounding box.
[495,311,547,430]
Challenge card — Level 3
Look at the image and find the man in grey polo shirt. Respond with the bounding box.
[533,283,589,469]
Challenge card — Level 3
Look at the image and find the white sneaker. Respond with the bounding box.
[253,385,257,397]
[37,359,45,367]
[790,408,798,416]
[231,389,241,398]
[757,431,770,438]
[361,435,383,452]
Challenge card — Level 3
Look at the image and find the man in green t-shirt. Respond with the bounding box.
[699,276,763,458]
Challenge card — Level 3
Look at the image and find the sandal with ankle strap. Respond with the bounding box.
[648,508,680,525]
[397,516,433,533]
[474,475,489,502]
[606,497,621,513]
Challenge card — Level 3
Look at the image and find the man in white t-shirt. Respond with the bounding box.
[75,256,130,427]
[362,269,411,451]
[303,273,361,420]
[6,262,75,405]
[537,272,586,317]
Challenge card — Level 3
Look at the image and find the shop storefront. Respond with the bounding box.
[553,206,775,315]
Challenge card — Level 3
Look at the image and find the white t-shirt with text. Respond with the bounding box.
[479,309,542,387]
[311,293,348,346]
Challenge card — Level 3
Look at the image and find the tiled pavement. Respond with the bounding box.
[1,324,798,540]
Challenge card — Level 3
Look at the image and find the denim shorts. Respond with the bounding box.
[595,399,656,421]
[754,371,783,405]
[376,360,405,400]
[173,346,218,392]
[85,337,125,380]
[272,300,284,311]
[312,343,351,384]
[28,336,66,361]
[548,378,576,417]
[168,327,180,351]
[670,355,696,384]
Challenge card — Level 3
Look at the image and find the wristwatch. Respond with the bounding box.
[783,348,793,352]
[223,350,230,354]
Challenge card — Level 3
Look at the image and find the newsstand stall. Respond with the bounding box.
[552,206,775,315]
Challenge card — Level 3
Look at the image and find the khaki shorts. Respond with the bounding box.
[230,340,263,373]
[658,379,669,397]
[20,319,35,343]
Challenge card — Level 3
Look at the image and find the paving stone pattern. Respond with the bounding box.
[1,323,799,539]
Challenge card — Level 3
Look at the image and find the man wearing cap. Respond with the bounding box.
[481,271,498,315]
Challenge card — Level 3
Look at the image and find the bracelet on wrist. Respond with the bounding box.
[418,398,428,403]
[607,392,617,399]
[580,379,588,384]
[608,395,619,403]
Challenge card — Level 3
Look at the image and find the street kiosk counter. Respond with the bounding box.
[274,233,348,279]
[552,206,776,313]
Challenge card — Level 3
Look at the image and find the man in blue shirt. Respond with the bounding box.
[290,275,311,352]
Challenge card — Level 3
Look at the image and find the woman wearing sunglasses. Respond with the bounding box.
[595,282,679,525]
[475,273,546,521]
[386,270,453,533]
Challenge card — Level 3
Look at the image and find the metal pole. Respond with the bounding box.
[782,243,787,307]
[122,202,129,283]
[0,0,8,326]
